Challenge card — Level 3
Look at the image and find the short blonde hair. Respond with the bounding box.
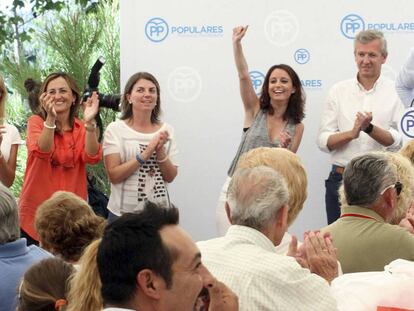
[35,191,106,262]
[237,147,307,227]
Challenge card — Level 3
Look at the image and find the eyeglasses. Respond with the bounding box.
[380,181,403,197]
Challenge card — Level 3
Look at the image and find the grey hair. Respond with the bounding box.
[343,152,397,207]
[0,184,20,244]
[227,166,289,231]
[354,29,388,57]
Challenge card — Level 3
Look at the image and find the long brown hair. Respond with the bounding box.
[18,258,75,311]
[259,64,305,124]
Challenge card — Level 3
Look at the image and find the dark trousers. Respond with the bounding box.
[325,170,343,224]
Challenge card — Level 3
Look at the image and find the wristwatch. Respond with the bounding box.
[364,123,374,134]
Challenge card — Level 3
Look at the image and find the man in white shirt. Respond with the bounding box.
[97,202,238,311]
[396,47,414,107]
[198,166,338,311]
[317,29,404,224]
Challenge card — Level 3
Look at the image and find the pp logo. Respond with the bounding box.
[340,14,365,39]
[400,109,414,139]
[264,10,299,47]
[145,17,169,42]
[294,49,310,64]
[167,67,202,103]
[249,71,265,95]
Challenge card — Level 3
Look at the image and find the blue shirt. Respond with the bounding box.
[0,238,51,311]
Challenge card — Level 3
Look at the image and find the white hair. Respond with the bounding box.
[227,166,289,230]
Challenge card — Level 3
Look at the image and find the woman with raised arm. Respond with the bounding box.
[216,25,306,235]
[0,75,21,187]
[103,72,178,221]
[19,72,102,244]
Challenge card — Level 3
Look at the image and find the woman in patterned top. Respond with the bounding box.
[103,72,178,221]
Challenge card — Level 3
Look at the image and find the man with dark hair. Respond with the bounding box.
[0,185,50,311]
[97,201,238,311]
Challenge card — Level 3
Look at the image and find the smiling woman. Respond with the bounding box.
[18,72,102,244]
[103,72,178,220]
[215,25,306,235]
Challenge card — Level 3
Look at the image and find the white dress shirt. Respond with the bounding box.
[396,47,414,108]
[197,225,337,311]
[317,76,403,166]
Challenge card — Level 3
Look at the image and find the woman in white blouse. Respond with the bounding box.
[0,75,21,187]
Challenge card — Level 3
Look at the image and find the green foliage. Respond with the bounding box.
[1,0,120,196]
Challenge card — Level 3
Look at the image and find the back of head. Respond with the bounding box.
[35,191,106,262]
[386,152,414,224]
[97,202,179,306]
[237,147,307,226]
[24,78,42,115]
[67,239,102,311]
[354,29,387,56]
[0,184,20,244]
[343,152,396,207]
[18,258,75,311]
[227,165,289,231]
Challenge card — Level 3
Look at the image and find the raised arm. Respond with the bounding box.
[0,126,18,187]
[233,25,260,126]
[83,92,100,156]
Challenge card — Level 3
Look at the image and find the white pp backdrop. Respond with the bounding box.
[120,0,414,241]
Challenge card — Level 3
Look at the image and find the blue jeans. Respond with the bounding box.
[325,170,343,224]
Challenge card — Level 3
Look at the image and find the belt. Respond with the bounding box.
[332,165,344,175]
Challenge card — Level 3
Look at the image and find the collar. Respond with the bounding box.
[354,75,383,93]
[225,225,276,252]
[0,238,30,258]
[340,205,385,223]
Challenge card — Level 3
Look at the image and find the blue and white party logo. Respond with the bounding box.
[294,49,310,64]
[400,109,414,139]
[145,17,169,43]
[249,71,265,95]
[340,14,365,39]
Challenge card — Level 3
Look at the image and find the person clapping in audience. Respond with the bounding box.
[103,72,178,221]
[19,72,102,244]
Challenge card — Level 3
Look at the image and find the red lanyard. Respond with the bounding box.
[340,213,377,221]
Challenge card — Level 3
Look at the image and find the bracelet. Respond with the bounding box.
[157,156,169,163]
[85,122,97,132]
[364,123,374,134]
[43,121,56,130]
[136,153,146,165]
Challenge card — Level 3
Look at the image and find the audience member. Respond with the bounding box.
[396,47,414,107]
[103,72,178,221]
[35,191,105,263]
[0,184,50,311]
[97,202,238,311]
[17,257,75,311]
[322,152,414,273]
[199,166,338,310]
[67,239,103,311]
[317,29,404,224]
[0,74,21,187]
[216,25,305,235]
[236,147,307,254]
[19,72,102,243]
